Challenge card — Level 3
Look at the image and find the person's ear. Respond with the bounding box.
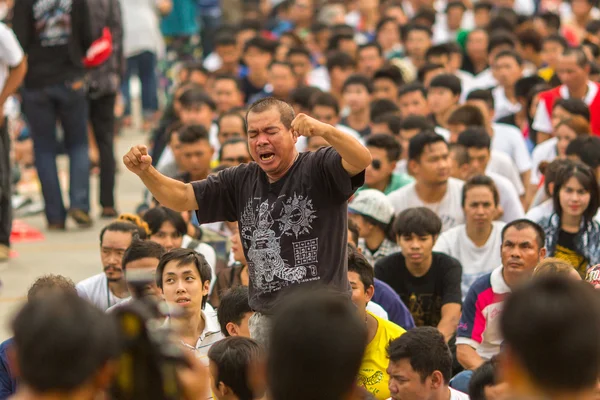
[226,322,239,336]
[430,370,444,390]
[408,159,418,176]
[539,247,547,260]
[217,381,229,397]
[548,182,555,196]
[365,285,375,303]
[203,280,210,296]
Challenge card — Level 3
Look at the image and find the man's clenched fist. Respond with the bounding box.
[123,145,153,176]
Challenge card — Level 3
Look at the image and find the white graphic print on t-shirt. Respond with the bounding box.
[241,193,320,293]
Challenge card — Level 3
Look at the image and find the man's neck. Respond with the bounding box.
[435,106,455,129]
[405,254,433,277]
[415,180,448,204]
[347,109,370,130]
[248,70,268,87]
[267,150,299,183]
[466,222,493,247]
[365,230,386,253]
[369,176,392,193]
[567,81,589,100]
[108,279,129,299]
[177,307,205,347]
[473,60,488,74]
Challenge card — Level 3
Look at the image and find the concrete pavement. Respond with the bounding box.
[0,129,147,341]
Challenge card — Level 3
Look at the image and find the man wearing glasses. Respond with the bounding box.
[219,138,252,167]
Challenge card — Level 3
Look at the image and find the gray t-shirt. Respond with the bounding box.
[192,147,364,313]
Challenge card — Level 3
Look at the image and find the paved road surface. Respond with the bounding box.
[0,129,147,341]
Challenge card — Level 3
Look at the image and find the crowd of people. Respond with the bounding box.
[3,0,600,398]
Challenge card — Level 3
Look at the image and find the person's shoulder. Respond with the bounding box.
[0,337,13,353]
[387,180,416,200]
[432,252,461,269]
[449,387,471,400]
[487,171,516,191]
[438,224,465,242]
[491,221,506,231]
[376,252,404,268]
[372,312,406,338]
[532,137,557,158]
[77,273,105,289]
[448,177,465,191]
[493,122,523,138]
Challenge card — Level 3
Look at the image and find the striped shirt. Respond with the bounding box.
[456,266,510,360]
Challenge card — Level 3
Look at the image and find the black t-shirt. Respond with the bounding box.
[14,0,92,89]
[241,75,265,104]
[192,147,365,313]
[555,229,587,277]
[339,117,372,138]
[374,252,462,328]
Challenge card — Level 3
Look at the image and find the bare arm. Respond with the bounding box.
[437,303,461,343]
[123,145,198,211]
[457,344,485,370]
[0,57,26,107]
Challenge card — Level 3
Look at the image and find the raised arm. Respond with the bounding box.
[291,113,371,176]
[123,145,198,212]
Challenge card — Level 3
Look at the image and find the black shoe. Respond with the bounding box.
[68,209,93,228]
[101,207,119,219]
[47,222,66,231]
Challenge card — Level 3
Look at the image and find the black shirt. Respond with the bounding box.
[241,75,265,104]
[192,147,365,313]
[374,252,462,327]
[14,0,92,89]
[555,229,587,277]
[339,117,372,138]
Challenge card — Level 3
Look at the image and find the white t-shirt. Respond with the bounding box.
[434,221,505,298]
[532,82,598,134]
[491,123,532,173]
[487,172,524,223]
[529,137,558,186]
[367,301,389,321]
[0,22,24,116]
[487,151,525,196]
[387,177,465,232]
[525,198,554,223]
[492,86,522,122]
[450,387,471,400]
[76,273,129,311]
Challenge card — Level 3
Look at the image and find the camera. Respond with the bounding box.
[109,269,189,400]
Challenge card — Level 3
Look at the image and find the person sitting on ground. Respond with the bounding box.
[217,285,254,338]
[76,221,141,311]
[532,257,582,280]
[375,207,462,342]
[386,327,470,400]
[0,275,78,398]
[106,239,166,312]
[349,189,400,266]
[208,336,267,400]
[348,247,406,400]
[434,176,505,298]
[157,248,223,359]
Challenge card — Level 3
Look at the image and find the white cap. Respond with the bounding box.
[348,189,395,225]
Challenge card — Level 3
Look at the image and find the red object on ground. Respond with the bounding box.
[10,220,45,243]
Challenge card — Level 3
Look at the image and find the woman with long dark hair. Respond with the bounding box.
[538,162,600,277]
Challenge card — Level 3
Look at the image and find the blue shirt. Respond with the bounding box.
[160,0,198,37]
[373,279,416,330]
[0,338,17,398]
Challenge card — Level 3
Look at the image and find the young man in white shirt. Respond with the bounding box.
[157,248,223,360]
[490,50,524,121]
[434,175,505,298]
[76,221,141,311]
[386,327,470,400]
[0,22,27,262]
[456,128,525,223]
[387,131,465,232]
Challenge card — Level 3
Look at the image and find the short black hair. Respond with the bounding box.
[515,75,547,99]
[517,28,543,53]
[500,276,600,393]
[142,206,187,237]
[408,131,447,161]
[99,221,141,245]
[399,115,434,131]
[214,32,237,47]
[373,65,404,87]
[239,18,262,33]
[566,136,600,169]
[537,11,561,30]
[487,32,517,55]
[403,23,433,40]
[286,46,311,60]
[180,61,209,77]
[347,245,375,290]
[387,327,453,384]
[217,285,252,337]
[428,73,462,96]
[247,97,296,130]
[291,86,323,112]
[366,133,401,162]
[446,0,467,12]
[217,109,247,132]
[244,36,276,55]
[417,63,444,84]
[326,50,357,72]
[449,143,468,167]
[268,289,367,400]
[448,104,486,126]
[398,82,427,99]
[178,124,210,144]
[466,89,494,110]
[376,17,398,34]
[412,8,437,27]
[208,336,263,400]
[269,60,295,75]
[155,248,213,307]
[328,32,355,52]
[563,47,589,69]
[370,99,399,121]
[457,127,492,150]
[553,162,600,221]
[214,73,243,92]
[310,91,339,115]
[425,43,451,60]
[219,137,249,162]
[359,42,383,57]
[462,175,499,207]
[178,86,217,111]
[393,207,442,237]
[494,49,523,66]
[12,293,120,392]
[372,113,402,135]
[554,98,590,122]
[543,33,568,49]
[342,74,374,94]
[468,359,498,400]
[121,240,166,270]
[474,1,493,12]
[501,219,545,249]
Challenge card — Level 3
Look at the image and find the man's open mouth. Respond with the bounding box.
[260,153,275,161]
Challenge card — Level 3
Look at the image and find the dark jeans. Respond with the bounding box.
[0,119,10,246]
[21,81,90,225]
[121,51,159,117]
[89,93,117,208]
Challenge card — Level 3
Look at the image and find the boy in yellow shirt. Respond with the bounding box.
[348,246,406,400]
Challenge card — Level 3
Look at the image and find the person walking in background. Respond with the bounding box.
[14,0,94,230]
